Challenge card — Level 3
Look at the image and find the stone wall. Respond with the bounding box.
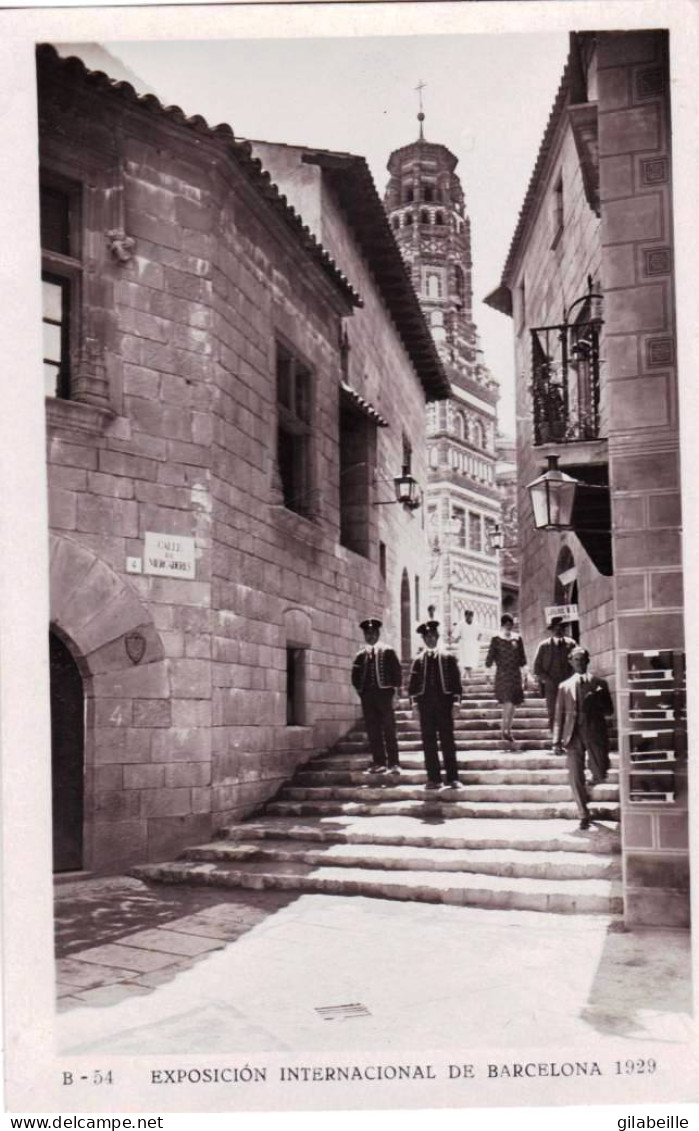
[509,117,614,674]
[597,31,687,927]
[41,63,430,872]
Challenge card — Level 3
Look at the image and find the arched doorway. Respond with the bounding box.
[554,546,580,643]
[50,631,84,872]
[400,569,412,663]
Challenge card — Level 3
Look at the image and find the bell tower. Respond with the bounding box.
[384,98,502,647]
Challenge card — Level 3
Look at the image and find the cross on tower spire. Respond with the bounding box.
[415,80,427,139]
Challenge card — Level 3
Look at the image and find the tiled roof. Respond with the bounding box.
[302,148,451,401]
[340,381,389,427]
[36,44,362,310]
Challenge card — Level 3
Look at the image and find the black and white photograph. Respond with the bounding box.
[1,0,698,1118]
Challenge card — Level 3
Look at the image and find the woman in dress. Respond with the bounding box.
[485,614,527,743]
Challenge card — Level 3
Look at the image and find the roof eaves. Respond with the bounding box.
[36,44,362,311]
[485,48,575,306]
[302,149,451,401]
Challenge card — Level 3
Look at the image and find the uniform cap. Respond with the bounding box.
[359,617,382,631]
[416,619,440,636]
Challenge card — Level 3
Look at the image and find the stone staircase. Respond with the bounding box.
[133,673,623,916]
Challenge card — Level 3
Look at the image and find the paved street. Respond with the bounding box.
[56,877,693,1056]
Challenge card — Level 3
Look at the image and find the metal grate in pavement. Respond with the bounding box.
[315,1002,371,1021]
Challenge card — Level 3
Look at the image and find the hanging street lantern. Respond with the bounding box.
[526,454,578,530]
[393,465,421,510]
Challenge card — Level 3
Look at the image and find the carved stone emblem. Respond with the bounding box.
[125,631,147,665]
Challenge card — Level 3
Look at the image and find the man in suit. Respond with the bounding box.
[408,620,463,790]
[533,615,577,731]
[351,618,403,775]
[552,645,614,830]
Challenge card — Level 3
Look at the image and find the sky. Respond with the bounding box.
[96,33,571,434]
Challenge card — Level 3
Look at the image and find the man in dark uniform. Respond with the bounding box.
[552,646,614,830]
[351,618,403,775]
[408,620,463,790]
[533,615,577,731]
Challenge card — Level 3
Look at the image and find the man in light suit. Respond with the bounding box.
[351,617,403,775]
[533,615,577,731]
[552,646,614,829]
[408,620,463,790]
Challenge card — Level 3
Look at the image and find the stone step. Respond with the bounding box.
[279,783,619,804]
[132,859,623,915]
[180,839,622,881]
[344,739,555,752]
[265,798,621,822]
[316,752,620,771]
[294,768,620,787]
[219,814,622,856]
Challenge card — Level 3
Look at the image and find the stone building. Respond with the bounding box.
[39,45,448,874]
[495,433,519,619]
[383,119,502,651]
[486,31,687,927]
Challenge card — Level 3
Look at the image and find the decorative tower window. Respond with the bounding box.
[405,212,414,226]
[420,210,431,225]
[435,211,445,226]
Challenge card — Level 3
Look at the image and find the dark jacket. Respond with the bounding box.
[533,635,576,685]
[351,645,402,695]
[408,649,462,701]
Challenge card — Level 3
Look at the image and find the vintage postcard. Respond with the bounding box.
[0,0,697,1119]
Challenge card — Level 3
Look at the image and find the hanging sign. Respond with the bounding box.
[544,603,579,622]
[144,532,196,579]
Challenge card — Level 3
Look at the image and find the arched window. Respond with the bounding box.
[404,185,414,203]
[435,211,445,226]
[423,184,435,203]
[420,210,431,225]
[426,273,441,299]
[473,420,484,448]
[405,212,413,226]
[392,215,400,230]
[454,265,465,302]
[429,447,439,468]
[454,411,465,440]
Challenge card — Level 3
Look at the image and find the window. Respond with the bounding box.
[404,185,414,204]
[423,184,435,203]
[414,575,420,620]
[452,506,467,549]
[420,210,431,225]
[405,212,414,226]
[454,265,465,306]
[339,396,374,557]
[551,174,564,248]
[40,181,82,399]
[469,512,482,553]
[425,272,442,299]
[402,433,413,474]
[430,309,446,345]
[392,215,400,230]
[277,343,313,515]
[517,276,526,332]
[379,541,387,580]
[286,647,306,725]
[435,211,445,226]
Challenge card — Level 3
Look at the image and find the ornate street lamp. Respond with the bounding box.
[392,465,421,510]
[526,454,578,531]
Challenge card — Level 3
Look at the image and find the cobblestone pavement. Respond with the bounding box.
[54,875,296,1010]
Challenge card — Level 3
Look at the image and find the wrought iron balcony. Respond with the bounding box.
[530,317,603,445]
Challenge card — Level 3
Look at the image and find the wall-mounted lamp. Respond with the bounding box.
[374,464,421,510]
[526,454,578,531]
[526,453,614,576]
[487,524,519,553]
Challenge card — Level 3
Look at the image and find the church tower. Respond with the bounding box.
[384,104,502,649]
